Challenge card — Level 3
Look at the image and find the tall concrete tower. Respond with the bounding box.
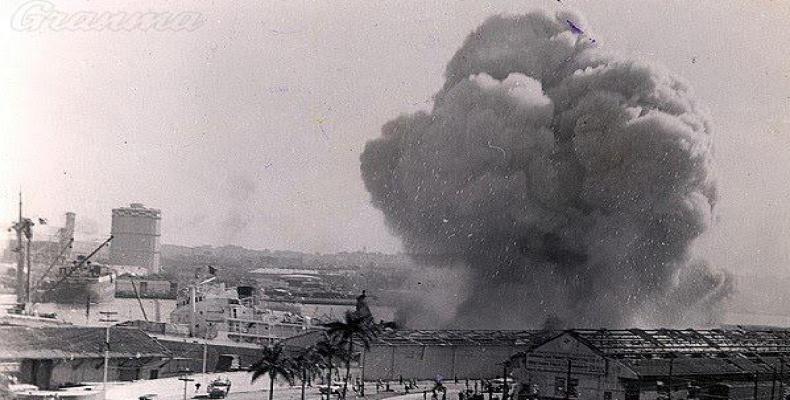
[109,203,161,274]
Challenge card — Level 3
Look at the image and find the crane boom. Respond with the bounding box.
[46,235,113,291]
[32,237,74,292]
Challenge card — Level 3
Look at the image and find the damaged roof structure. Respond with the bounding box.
[513,329,790,400]
[569,329,790,358]
[566,329,790,379]
[370,329,549,347]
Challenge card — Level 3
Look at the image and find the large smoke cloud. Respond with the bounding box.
[361,10,732,329]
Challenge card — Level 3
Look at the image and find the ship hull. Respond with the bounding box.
[38,275,116,304]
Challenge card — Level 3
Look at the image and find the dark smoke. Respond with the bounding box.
[361,10,732,329]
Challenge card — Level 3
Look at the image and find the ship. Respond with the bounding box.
[36,255,117,304]
[4,200,117,306]
[169,280,315,345]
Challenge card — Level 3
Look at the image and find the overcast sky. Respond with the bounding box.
[1,0,788,276]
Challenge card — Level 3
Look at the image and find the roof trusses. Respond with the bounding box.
[370,330,547,347]
[571,329,790,359]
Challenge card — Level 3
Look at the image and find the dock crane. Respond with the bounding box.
[43,235,114,293]
[31,237,74,293]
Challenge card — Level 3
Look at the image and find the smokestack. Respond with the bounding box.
[361,10,731,329]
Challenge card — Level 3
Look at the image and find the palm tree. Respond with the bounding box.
[292,345,324,400]
[250,344,295,400]
[323,311,380,399]
[315,337,353,400]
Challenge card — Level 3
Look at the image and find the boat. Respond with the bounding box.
[169,281,315,345]
[36,256,116,304]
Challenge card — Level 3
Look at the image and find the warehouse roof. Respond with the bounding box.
[281,329,550,349]
[0,326,171,360]
[618,356,787,378]
[568,329,790,358]
[372,330,549,347]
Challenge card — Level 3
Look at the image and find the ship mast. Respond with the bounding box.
[8,191,33,307]
[8,192,38,311]
[15,192,24,304]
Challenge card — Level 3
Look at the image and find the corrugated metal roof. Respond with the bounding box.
[280,329,550,348]
[371,330,548,347]
[570,329,790,358]
[619,356,787,377]
[0,326,170,360]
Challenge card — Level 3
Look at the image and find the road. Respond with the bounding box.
[225,382,467,400]
[106,370,469,400]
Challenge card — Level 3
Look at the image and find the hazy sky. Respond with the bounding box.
[1,1,788,277]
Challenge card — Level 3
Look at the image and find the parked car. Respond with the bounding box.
[487,378,516,393]
[318,384,343,395]
[208,378,232,399]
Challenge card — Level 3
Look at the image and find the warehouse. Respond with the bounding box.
[511,329,790,400]
[363,329,551,380]
[282,329,551,380]
[0,326,179,389]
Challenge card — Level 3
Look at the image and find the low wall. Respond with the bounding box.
[363,344,526,381]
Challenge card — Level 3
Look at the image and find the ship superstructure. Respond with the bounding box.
[169,281,313,345]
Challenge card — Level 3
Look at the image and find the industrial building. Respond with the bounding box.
[363,329,552,380]
[0,326,182,389]
[512,329,790,400]
[109,203,161,273]
[282,329,551,380]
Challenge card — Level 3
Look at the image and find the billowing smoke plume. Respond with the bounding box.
[361,10,732,329]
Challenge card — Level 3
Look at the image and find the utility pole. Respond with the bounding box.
[502,361,510,400]
[202,328,208,388]
[565,359,572,400]
[179,374,195,400]
[668,356,674,400]
[779,358,785,400]
[100,310,118,400]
